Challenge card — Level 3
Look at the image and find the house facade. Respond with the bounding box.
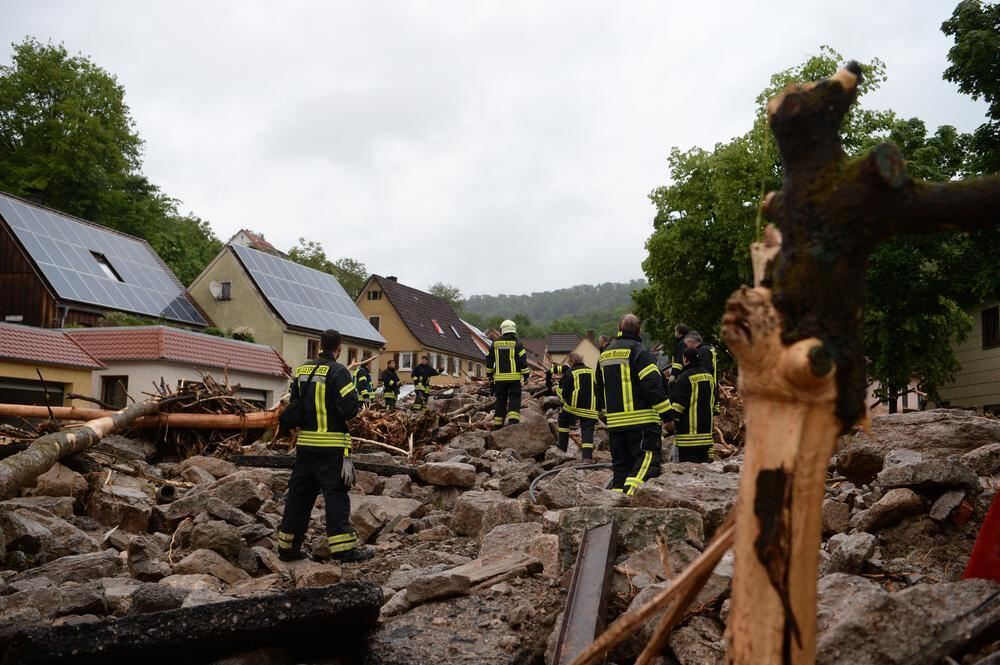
[356,276,486,386]
[0,323,102,408]
[936,301,1000,415]
[0,191,207,330]
[189,245,385,371]
[65,326,290,409]
[546,332,601,369]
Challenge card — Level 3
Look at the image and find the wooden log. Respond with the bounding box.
[0,400,161,500]
[0,404,277,430]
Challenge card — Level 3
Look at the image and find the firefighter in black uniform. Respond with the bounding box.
[277,330,373,563]
[411,355,444,411]
[486,319,530,428]
[666,347,715,463]
[354,363,374,406]
[548,353,598,461]
[684,330,719,413]
[596,314,672,495]
[380,359,401,410]
[669,324,690,381]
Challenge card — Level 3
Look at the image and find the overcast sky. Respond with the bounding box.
[1,1,989,296]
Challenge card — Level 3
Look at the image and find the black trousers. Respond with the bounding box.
[278,446,357,555]
[609,425,662,495]
[557,411,596,458]
[492,381,522,427]
[413,384,429,410]
[677,445,711,463]
[384,397,396,410]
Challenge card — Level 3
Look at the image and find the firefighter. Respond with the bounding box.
[552,352,598,461]
[380,359,401,410]
[667,347,715,463]
[486,319,530,428]
[595,314,672,495]
[683,330,719,413]
[277,329,373,563]
[411,355,443,411]
[353,363,374,406]
[598,335,611,352]
[669,324,690,381]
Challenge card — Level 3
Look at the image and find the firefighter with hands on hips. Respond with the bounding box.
[547,352,598,461]
[276,329,373,563]
[486,319,530,428]
[411,355,444,411]
[595,314,672,495]
[683,330,720,413]
[380,359,401,410]
[665,346,716,463]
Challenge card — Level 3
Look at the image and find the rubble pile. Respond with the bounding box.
[0,374,998,664]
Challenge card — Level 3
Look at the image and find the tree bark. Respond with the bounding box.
[0,404,277,429]
[0,400,162,500]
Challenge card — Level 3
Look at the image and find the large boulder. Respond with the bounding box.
[536,467,628,510]
[24,463,87,500]
[179,455,238,479]
[173,549,251,585]
[876,460,980,493]
[823,532,876,575]
[961,442,1000,476]
[127,535,172,581]
[350,495,424,543]
[487,408,554,458]
[161,472,272,524]
[416,462,477,488]
[450,491,525,539]
[9,550,123,586]
[668,615,726,665]
[558,507,704,570]
[630,463,739,537]
[190,520,242,561]
[0,506,98,563]
[87,486,153,532]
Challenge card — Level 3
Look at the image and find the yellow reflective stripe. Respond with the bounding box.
[327,533,357,544]
[621,364,634,411]
[636,451,653,482]
[558,427,571,433]
[277,531,295,542]
[329,541,357,553]
[612,488,624,493]
[676,435,714,446]
[653,399,671,414]
[315,382,327,432]
[671,362,682,370]
[493,373,521,381]
[507,411,521,421]
[672,403,687,413]
[689,380,698,433]
[518,349,526,357]
[572,371,581,409]
[339,382,355,398]
[638,364,658,380]
[580,443,594,449]
[564,405,599,419]
[600,349,631,361]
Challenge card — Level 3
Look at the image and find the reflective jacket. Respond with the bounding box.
[545,364,567,391]
[354,366,373,400]
[290,355,359,449]
[697,343,720,408]
[380,368,401,398]
[486,334,529,382]
[667,363,714,447]
[558,362,598,419]
[595,333,671,430]
[671,338,686,375]
[411,363,442,388]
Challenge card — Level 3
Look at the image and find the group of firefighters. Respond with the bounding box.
[275,316,718,562]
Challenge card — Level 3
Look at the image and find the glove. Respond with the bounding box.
[340,457,355,488]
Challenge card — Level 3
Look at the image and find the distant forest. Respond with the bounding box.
[462,280,644,338]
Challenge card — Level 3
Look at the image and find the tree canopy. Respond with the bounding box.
[0,38,221,285]
[428,282,463,310]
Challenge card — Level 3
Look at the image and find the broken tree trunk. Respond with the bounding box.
[0,399,162,500]
[0,403,277,429]
[724,63,1000,665]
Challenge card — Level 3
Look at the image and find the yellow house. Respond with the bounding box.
[356,275,486,386]
[546,332,601,369]
[936,301,1000,415]
[189,245,385,371]
[0,323,101,408]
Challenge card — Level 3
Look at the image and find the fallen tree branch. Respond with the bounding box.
[350,436,408,457]
[65,393,118,410]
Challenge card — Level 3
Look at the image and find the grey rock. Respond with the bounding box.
[961,442,1000,476]
[536,467,628,510]
[385,564,450,591]
[822,499,851,535]
[630,463,739,537]
[876,460,979,492]
[416,462,477,488]
[239,523,274,543]
[10,550,123,586]
[450,431,490,457]
[24,463,87,499]
[929,489,966,522]
[0,506,99,563]
[190,520,242,560]
[57,581,107,616]
[0,496,75,519]
[173,549,251,585]
[850,488,924,532]
[95,434,156,462]
[161,472,273,524]
[559,507,704,570]
[181,588,234,607]
[127,535,172,581]
[882,448,923,469]
[127,582,188,614]
[823,532,876,575]
[159,573,224,594]
[816,573,885,634]
[181,465,217,486]
[498,471,530,497]
[479,522,544,560]
[449,491,526,539]
[204,497,256,527]
[179,455,238,479]
[488,408,554,458]
[668,615,726,665]
[0,586,63,620]
[87,485,153,532]
[405,571,470,605]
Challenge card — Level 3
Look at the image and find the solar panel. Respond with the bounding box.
[231,244,385,345]
[0,193,206,326]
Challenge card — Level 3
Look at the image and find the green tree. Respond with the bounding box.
[428,282,463,310]
[287,238,368,298]
[942,0,1000,173]
[0,38,220,284]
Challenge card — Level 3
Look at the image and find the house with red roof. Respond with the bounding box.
[64,326,290,408]
[0,323,103,408]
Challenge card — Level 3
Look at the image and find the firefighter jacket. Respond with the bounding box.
[671,338,686,374]
[290,355,359,449]
[558,362,598,420]
[411,363,442,388]
[697,343,720,409]
[486,334,529,382]
[354,366,373,400]
[545,364,567,391]
[595,332,671,430]
[380,368,401,397]
[667,363,714,446]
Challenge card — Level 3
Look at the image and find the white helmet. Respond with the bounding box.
[500,319,517,335]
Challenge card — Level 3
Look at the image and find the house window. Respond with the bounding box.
[307,339,320,358]
[399,352,414,371]
[450,325,461,338]
[101,376,129,409]
[220,281,232,301]
[348,347,358,365]
[368,316,380,331]
[91,252,123,282]
[432,319,444,335]
[367,290,382,301]
[983,306,1000,350]
[475,363,483,378]
[362,350,372,360]
[448,357,457,375]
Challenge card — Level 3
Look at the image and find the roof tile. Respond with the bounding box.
[0,323,104,369]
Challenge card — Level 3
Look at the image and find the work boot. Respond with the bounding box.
[580,451,593,462]
[331,546,374,563]
[278,549,308,562]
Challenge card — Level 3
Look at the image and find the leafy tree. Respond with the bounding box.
[942,0,1000,173]
[428,282,463,310]
[0,38,221,284]
[287,238,368,298]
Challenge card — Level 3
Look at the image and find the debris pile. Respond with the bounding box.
[0,372,997,664]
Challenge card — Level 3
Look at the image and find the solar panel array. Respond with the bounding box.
[0,193,206,326]
[231,244,385,345]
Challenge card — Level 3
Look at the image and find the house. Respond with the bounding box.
[935,301,1000,415]
[462,319,492,356]
[228,229,285,257]
[188,244,385,371]
[0,323,103,408]
[356,275,486,385]
[65,326,289,408]
[545,331,601,369]
[0,191,207,329]
[519,337,548,371]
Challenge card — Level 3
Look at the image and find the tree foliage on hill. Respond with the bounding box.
[428,282,463,310]
[0,38,220,285]
[637,42,999,402]
[286,238,368,298]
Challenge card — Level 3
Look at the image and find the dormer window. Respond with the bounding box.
[91,252,123,282]
[432,319,444,335]
[450,325,461,338]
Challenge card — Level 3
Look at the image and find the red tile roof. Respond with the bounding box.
[237,229,278,253]
[65,326,289,377]
[0,323,104,369]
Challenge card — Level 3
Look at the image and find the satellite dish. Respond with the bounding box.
[209,281,223,299]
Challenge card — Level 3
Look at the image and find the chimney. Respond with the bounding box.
[387,276,398,282]
[586,329,595,343]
